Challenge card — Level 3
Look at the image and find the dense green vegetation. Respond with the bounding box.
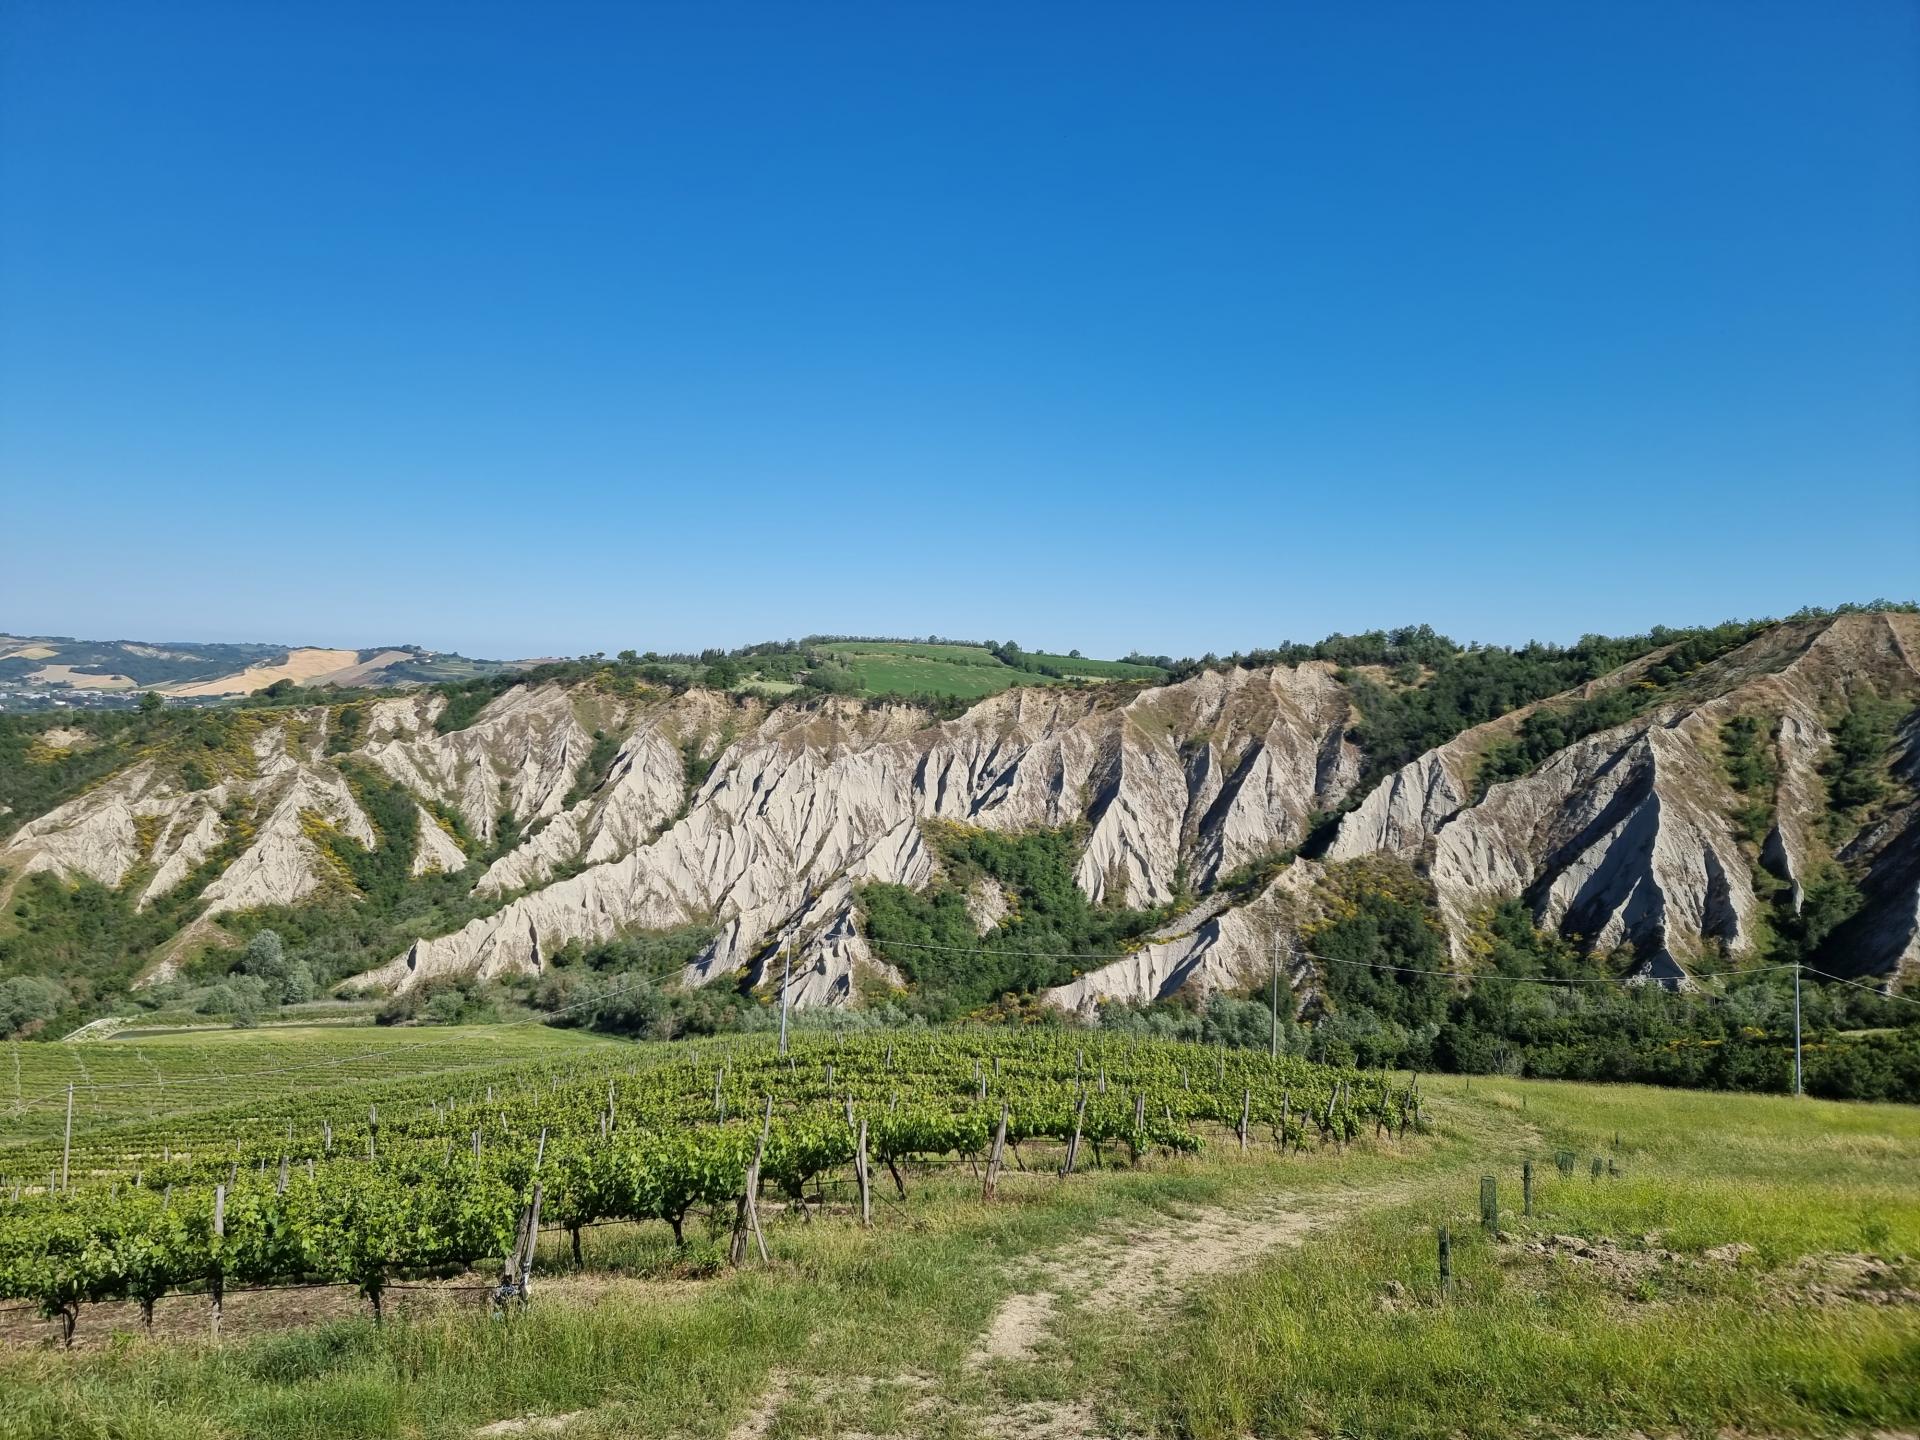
[1709,690,1914,981]
[859,825,1174,1017]
[383,925,730,1034]
[0,706,258,836]
[1100,865,1920,1100]
[562,729,622,809]
[1823,691,1909,829]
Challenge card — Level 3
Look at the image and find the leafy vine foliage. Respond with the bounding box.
[0,1031,1401,1339]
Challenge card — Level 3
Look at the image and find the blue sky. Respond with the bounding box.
[2,1,1915,661]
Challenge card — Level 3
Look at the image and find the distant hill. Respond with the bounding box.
[0,633,1162,713]
[0,636,515,712]
[3,608,1916,1066]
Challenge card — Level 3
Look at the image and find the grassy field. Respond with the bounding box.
[0,1027,1913,1440]
[1108,1078,1920,1439]
[1030,652,1170,681]
[817,642,1169,700]
[0,1025,615,1152]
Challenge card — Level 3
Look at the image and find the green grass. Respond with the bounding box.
[818,641,1165,700]
[2,1069,1914,1439]
[1099,1078,1920,1439]
[1029,652,1169,682]
[0,1025,616,1152]
[826,643,1013,667]
[821,645,1058,700]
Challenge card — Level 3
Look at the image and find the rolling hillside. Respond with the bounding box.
[2,608,1915,1085]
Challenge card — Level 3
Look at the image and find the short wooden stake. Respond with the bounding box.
[211,1184,227,1338]
[1061,1093,1086,1177]
[854,1118,872,1227]
[983,1103,1008,1201]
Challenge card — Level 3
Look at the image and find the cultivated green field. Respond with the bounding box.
[0,1027,1914,1440]
[818,641,1168,700]
[1029,651,1170,681]
[824,644,1044,699]
[0,1025,615,1152]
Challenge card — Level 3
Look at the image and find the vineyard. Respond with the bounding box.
[0,1024,617,1149]
[0,1029,1414,1345]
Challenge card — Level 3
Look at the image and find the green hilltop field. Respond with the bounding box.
[809,641,1168,700]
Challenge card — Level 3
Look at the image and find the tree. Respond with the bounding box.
[234,928,312,1004]
[137,691,163,715]
[0,976,68,1037]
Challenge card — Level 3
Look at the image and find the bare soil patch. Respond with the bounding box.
[1508,1232,1920,1308]
[165,647,360,697]
[0,1268,702,1352]
[25,664,135,690]
[474,1414,583,1437]
[974,1184,1380,1367]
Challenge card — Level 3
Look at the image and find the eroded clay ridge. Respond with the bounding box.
[4,613,1915,1006]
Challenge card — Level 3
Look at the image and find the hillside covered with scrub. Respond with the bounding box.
[2,606,1918,1098]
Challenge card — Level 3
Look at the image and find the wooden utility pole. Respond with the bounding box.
[1781,971,1797,1105]
[1270,936,1280,1060]
[778,945,792,1057]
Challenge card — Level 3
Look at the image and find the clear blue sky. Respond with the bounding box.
[2,2,1915,660]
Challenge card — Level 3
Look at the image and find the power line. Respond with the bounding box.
[16,960,676,1109]
[870,935,1811,989]
[1303,953,1804,987]
[22,1039,452,1097]
[1806,968,1920,1007]
[19,936,1909,1144]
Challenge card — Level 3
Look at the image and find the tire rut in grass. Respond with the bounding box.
[974,1184,1385,1367]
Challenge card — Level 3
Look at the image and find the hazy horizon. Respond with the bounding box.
[4,594,1915,669]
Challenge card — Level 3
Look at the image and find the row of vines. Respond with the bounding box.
[0,1030,1420,1342]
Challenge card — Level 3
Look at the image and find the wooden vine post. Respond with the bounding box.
[983,1102,1008,1201]
[730,1097,773,1266]
[1060,1092,1087,1177]
[494,1182,544,1313]
[210,1183,226,1339]
[854,1118,872,1227]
